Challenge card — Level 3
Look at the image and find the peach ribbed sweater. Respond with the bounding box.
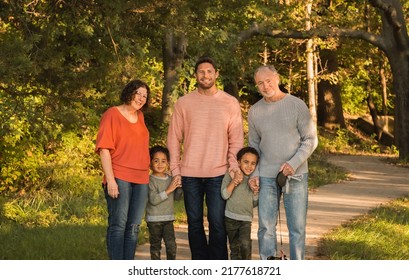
[167,90,244,177]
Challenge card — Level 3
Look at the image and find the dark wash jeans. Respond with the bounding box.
[147,221,177,260]
[104,178,148,260]
[182,175,228,260]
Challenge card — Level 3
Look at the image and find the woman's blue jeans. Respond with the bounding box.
[182,175,228,260]
[104,178,148,260]
[257,174,308,260]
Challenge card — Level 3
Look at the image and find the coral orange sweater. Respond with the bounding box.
[95,107,150,184]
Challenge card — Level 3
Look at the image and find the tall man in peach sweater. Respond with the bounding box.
[167,56,244,259]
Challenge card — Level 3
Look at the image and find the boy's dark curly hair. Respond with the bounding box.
[149,145,170,161]
[237,147,259,164]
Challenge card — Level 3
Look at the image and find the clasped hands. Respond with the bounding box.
[247,162,294,194]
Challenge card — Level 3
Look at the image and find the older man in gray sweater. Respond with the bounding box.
[248,65,318,260]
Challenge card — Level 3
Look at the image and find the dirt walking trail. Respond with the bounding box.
[135,154,409,260]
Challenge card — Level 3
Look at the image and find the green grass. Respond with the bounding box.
[308,148,348,189]
[316,196,409,260]
[0,221,107,259]
[0,176,109,260]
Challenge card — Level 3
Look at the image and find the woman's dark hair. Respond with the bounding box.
[149,145,170,161]
[120,79,150,109]
[237,147,259,163]
[194,56,218,73]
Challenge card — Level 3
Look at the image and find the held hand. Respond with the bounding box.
[248,176,259,193]
[280,163,294,176]
[173,175,182,186]
[168,176,182,192]
[229,167,238,180]
[233,170,244,186]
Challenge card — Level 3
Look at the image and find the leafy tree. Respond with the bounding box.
[1,0,406,195]
[0,0,150,192]
[236,0,409,160]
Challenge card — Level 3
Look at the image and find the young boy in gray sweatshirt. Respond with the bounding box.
[221,147,259,260]
[146,146,182,260]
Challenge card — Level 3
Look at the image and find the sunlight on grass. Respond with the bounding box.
[317,196,409,260]
[308,153,348,189]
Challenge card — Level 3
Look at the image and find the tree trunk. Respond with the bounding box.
[386,51,409,159]
[306,1,317,127]
[161,31,187,124]
[317,49,346,129]
[370,0,409,160]
[367,91,383,140]
[379,59,388,116]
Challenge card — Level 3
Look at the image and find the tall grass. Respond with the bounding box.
[0,131,109,260]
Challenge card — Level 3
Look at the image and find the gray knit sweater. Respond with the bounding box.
[145,174,182,222]
[221,173,258,222]
[248,94,318,178]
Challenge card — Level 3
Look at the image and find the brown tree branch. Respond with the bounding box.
[238,23,387,52]
[369,0,402,30]
[368,0,409,50]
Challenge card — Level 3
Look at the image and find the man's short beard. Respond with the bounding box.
[262,91,275,98]
[198,82,214,90]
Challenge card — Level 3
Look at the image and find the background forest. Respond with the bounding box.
[1,0,408,259]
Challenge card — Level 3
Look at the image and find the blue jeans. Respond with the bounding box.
[104,178,148,260]
[258,174,308,260]
[182,175,228,260]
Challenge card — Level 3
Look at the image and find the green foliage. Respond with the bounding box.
[47,130,101,191]
[317,125,398,156]
[337,41,394,116]
[0,101,101,193]
[0,90,61,192]
[0,127,105,226]
[317,196,409,260]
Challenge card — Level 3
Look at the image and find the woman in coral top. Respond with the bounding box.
[95,80,150,260]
